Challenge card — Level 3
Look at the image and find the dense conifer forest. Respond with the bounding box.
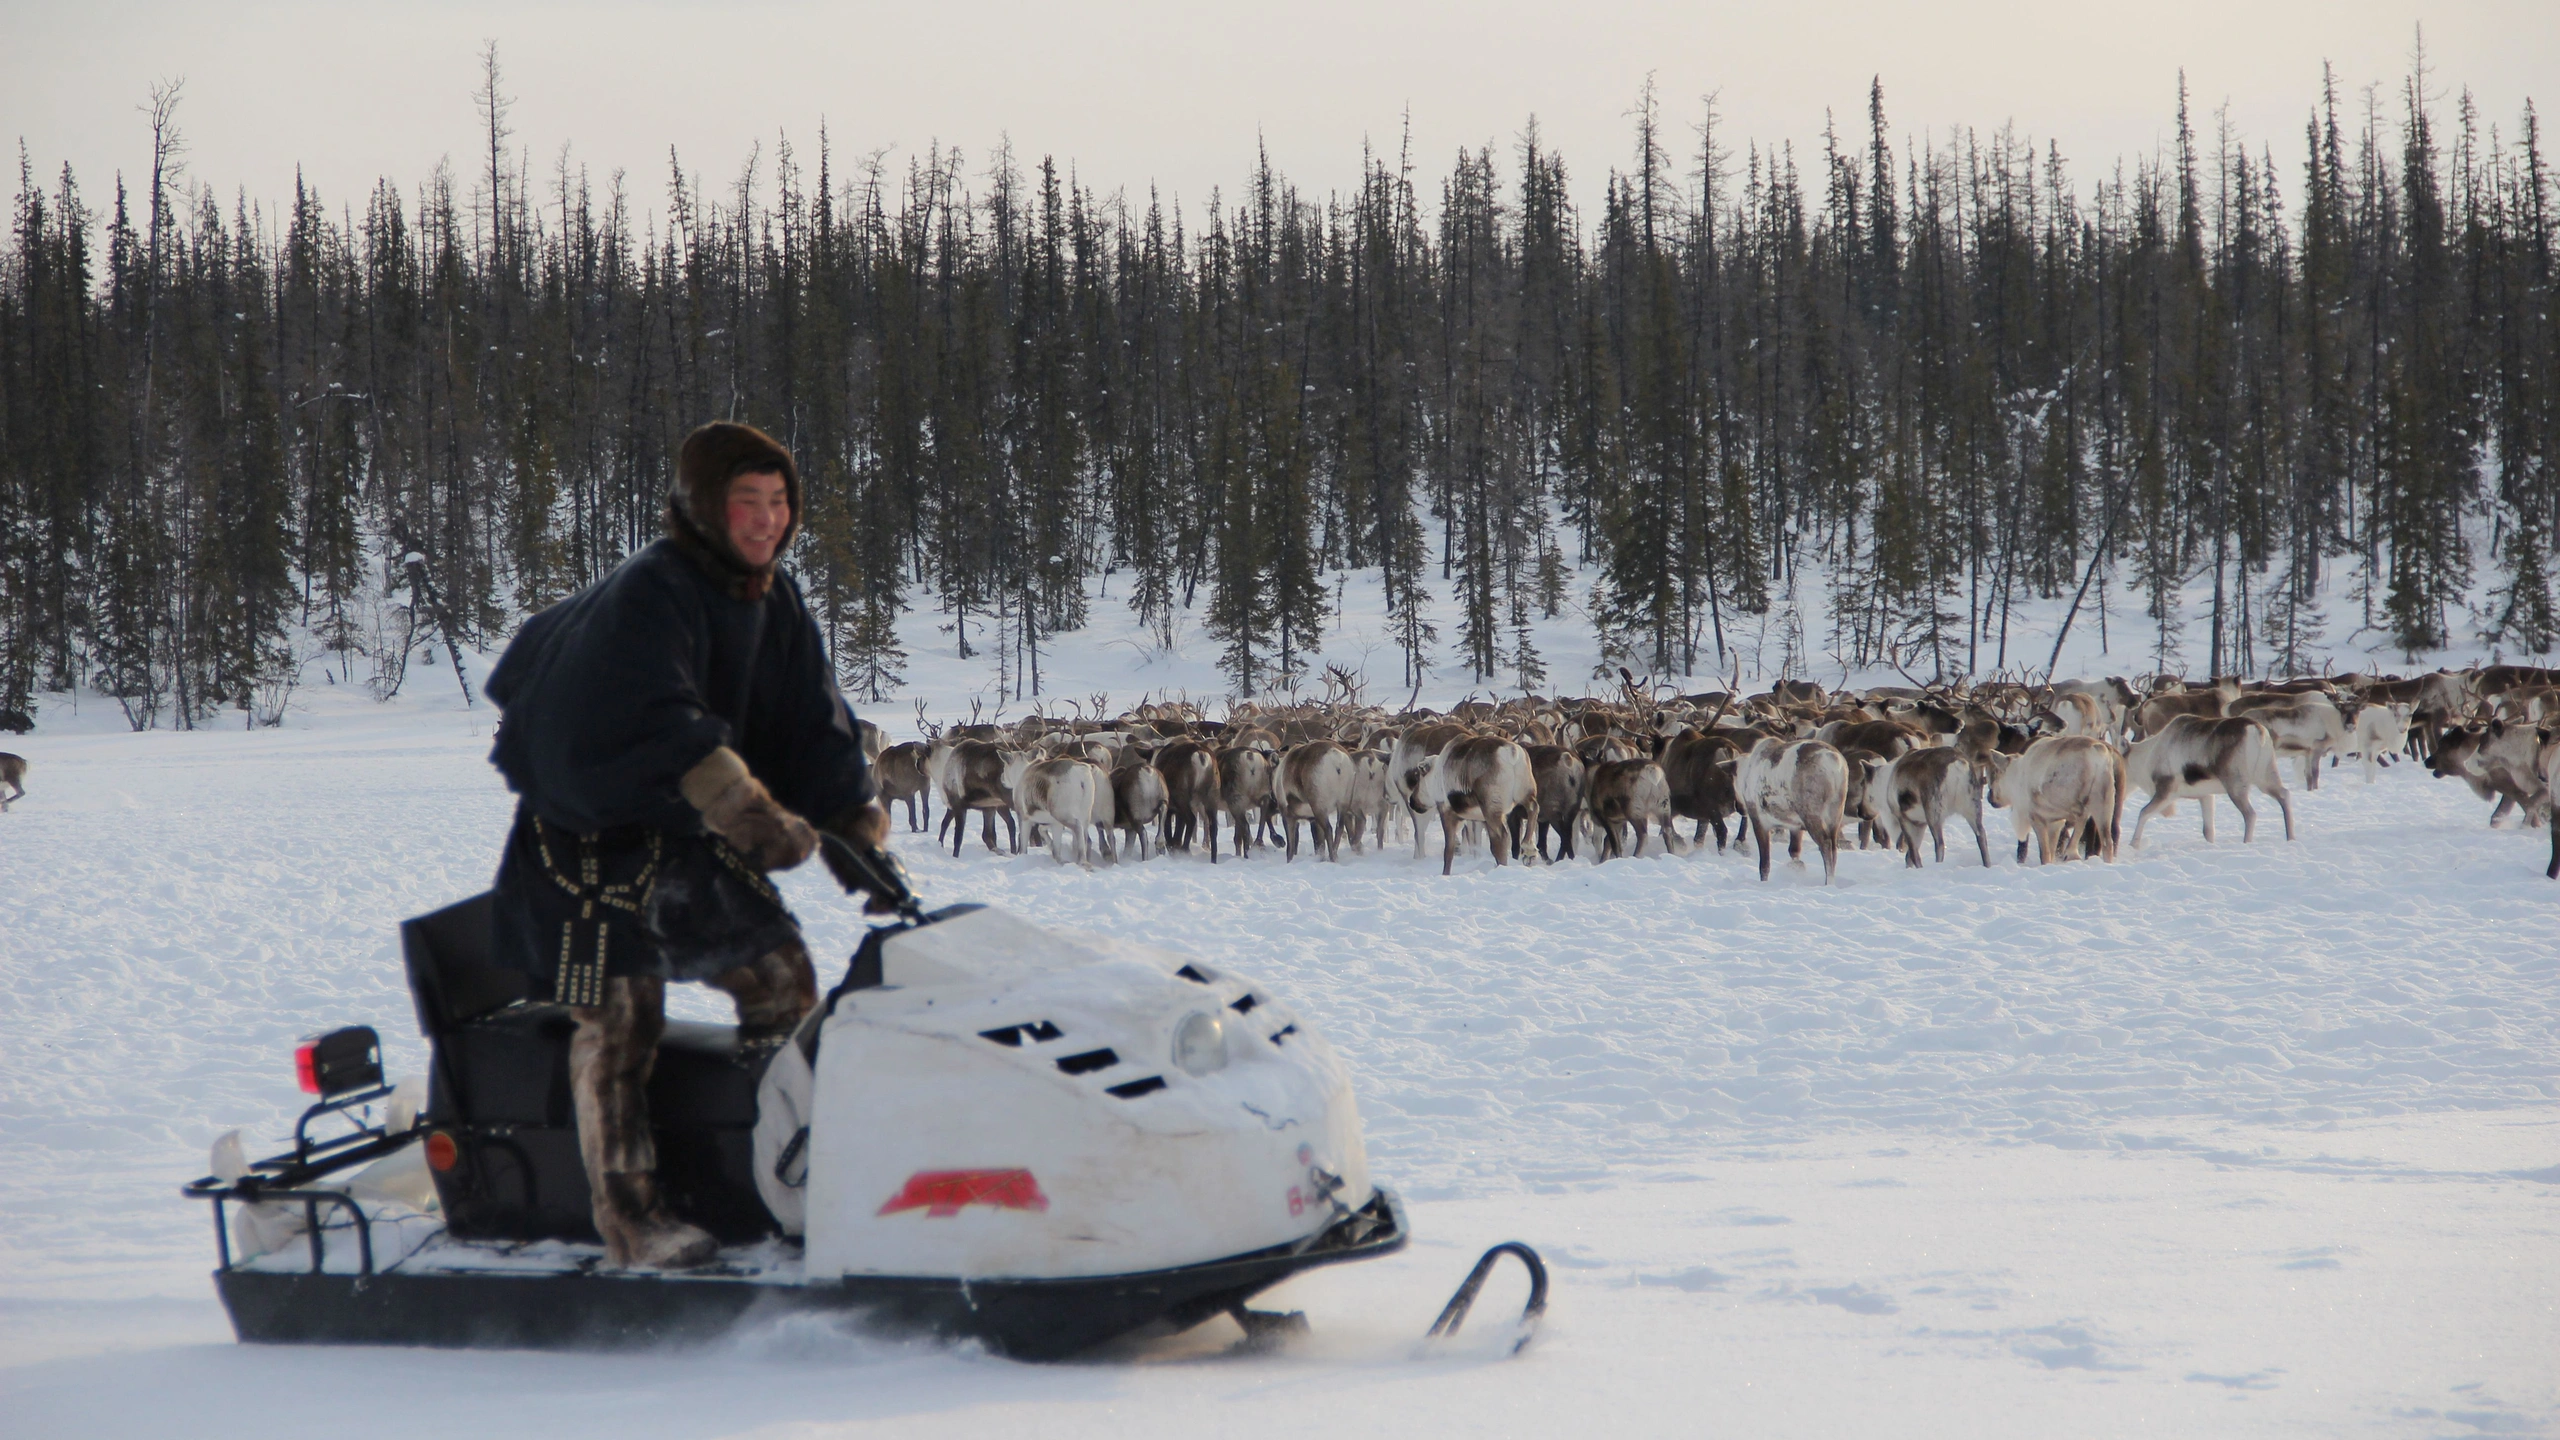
[2,50,2553,726]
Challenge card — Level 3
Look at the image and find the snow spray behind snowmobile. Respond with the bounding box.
[183,837,1545,1359]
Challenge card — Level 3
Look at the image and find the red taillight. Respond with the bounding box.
[424,1131,459,1172]
[293,1043,321,1095]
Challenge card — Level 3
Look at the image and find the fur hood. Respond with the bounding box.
[664,421,800,602]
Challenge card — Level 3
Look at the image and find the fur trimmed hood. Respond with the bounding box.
[665,421,800,601]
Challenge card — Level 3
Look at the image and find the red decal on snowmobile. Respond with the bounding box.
[878,1169,1051,1217]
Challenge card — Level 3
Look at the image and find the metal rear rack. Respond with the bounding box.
[181,1085,420,1277]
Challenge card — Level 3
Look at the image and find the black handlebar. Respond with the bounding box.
[818,830,924,921]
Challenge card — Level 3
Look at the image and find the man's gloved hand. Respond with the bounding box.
[820,801,911,914]
[681,747,819,871]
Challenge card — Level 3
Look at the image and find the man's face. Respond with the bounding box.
[724,470,790,567]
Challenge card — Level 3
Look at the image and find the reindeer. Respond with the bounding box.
[937,739,1020,856]
[2233,691,2350,790]
[1410,735,1537,875]
[2126,715,2295,848]
[1212,745,1277,862]
[1874,747,1991,868]
[1389,721,1473,858]
[1524,745,1587,861]
[2343,699,2413,782]
[874,741,934,831]
[1155,740,1219,854]
[1837,747,1896,849]
[2129,677,2241,741]
[1986,736,2122,864]
[0,752,24,811]
[1816,718,1927,758]
[2431,719,2556,828]
[1274,741,1357,861]
[1110,756,1168,860]
[1013,756,1111,867]
[1735,738,1848,884]
[2049,677,2138,745]
[2033,690,2107,739]
[1586,759,1684,860]
[1658,730,1743,851]
[1346,749,1396,853]
[1656,680,1744,850]
[1573,732,1638,767]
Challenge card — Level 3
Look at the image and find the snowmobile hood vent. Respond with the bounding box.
[980,1021,1063,1047]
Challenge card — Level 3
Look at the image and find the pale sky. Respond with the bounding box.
[5,1,2550,232]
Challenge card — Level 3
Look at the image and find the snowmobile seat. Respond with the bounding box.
[398,893,778,1245]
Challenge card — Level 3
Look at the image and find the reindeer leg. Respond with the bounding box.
[2128,793,2168,850]
[1753,814,1774,881]
[2271,785,2295,841]
[1441,807,1459,876]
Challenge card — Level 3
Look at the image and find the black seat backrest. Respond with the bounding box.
[400,893,522,1039]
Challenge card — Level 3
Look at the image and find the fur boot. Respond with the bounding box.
[709,940,818,1043]
[570,975,717,1269]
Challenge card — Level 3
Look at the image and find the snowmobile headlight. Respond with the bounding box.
[1173,1010,1230,1077]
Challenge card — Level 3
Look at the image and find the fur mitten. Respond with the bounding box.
[680,747,817,871]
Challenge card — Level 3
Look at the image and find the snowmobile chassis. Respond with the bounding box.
[183,864,1547,1361]
[188,1130,1413,1359]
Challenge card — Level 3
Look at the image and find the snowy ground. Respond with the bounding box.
[4,552,2559,1437]
[4,676,2556,1437]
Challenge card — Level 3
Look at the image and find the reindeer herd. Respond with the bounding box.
[860,662,2560,884]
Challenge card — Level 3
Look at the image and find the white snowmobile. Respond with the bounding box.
[184,839,1544,1359]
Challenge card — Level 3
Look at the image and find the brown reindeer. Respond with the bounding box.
[1111,756,1169,860]
[1658,730,1742,851]
[2129,677,2241,741]
[1816,718,1926,758]
[936,739,1021,856]
[1155,740,1219,854]
[1874,747,1991,868]
[874,742,934,831]
[1213,746,1276,862]
[1586,759,1684,860]
[0,752,24,811]
[1524,745,1587,861]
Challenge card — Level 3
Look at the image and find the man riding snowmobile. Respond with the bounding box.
[484,420,893,1270]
